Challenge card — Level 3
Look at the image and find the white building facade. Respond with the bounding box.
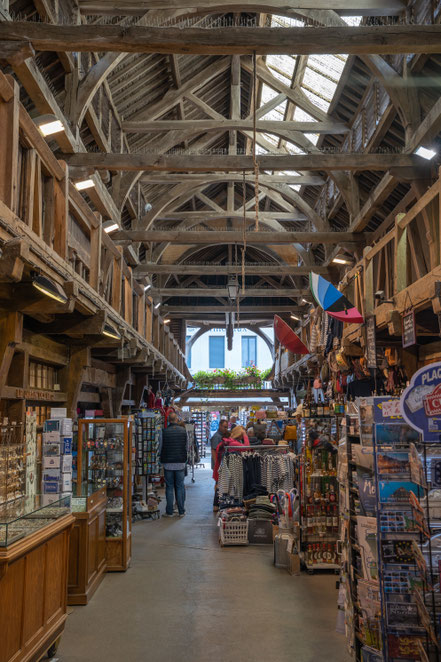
[186,327,274,374]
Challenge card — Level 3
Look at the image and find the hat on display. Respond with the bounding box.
[256,410,266,420]
[295,404,303,416]
[278,440,289,446]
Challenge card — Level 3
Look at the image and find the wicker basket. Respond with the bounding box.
[219,519,249,546]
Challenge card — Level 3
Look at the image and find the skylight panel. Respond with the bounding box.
[303,69,338,102]
[342,16,362,26]
[267,54,296,82]
[293,108,317,123]
[262,132,279,146]
[308,54,347,81]
[271,15,303,28]
[256,144,269,155]
[260,101,287,121]
[305,133,319,146]
[260,83,280,104]
[302,87,331,112]
[285,143,306,155]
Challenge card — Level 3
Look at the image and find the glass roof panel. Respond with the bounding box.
[260,100,287,121]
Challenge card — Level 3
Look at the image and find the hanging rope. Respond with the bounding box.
[242,170,247,296]
[253,51,260,232]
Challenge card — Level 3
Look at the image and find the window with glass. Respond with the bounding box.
[186,334,192,369]
[209,336,225,369]
[242,336,257,368]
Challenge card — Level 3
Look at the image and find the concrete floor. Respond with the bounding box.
[59,462,350,662]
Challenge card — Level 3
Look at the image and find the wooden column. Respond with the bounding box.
[59,347,91,419]
[0,75,19,213]
[0,312,23,391]
[394,212,408,294]
[89,213,102,290]
[111,248,122,314]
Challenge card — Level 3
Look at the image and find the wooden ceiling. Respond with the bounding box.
[3,0,441,326]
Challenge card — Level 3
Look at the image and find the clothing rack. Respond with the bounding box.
[225,445,289,452]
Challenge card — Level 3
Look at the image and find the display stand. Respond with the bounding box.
[0,496,74,662]
[192,411,208,459]
[298,414,340,573]
[77,419,132,572]
[68,485,107,605]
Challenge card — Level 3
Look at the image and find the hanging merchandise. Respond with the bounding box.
[310,272,364,324]
[134,411,161,477]
[274,315,309,354]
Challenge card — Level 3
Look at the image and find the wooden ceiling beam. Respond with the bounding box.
[162,305,303,313]
[154,287,309,297]
[77,0,406,17]
[113,230,369,244]
[63,152,425,172]
[141,174,326,185]
[1,24,439,56]
[135,263,329,276]
[123,120,349,134]
[157,211,307,220]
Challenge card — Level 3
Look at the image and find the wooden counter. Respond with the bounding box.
[0,513,74,662]
[68,487,107,605]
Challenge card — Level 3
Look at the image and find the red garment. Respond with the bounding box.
[212,437,250,482]
[147,389,156,408]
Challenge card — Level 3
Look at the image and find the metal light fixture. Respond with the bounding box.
[227,276,239,300]
[290,314,300,321]
[102,321,121,340]
[31,273,68,304]
[144,284,152,291]
[103,222,119,234]
[414,146,437,161]
[154,302,161,310]
[333,254,353,265]
[301,298,309,304]
[75,179,95,191]
[163,319,170,324]
[33,114,65,137]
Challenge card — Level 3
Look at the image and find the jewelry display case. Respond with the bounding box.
[0,497,74,662]
[68,485,107,605]
[0,494,71,547]
[77,419,132,572]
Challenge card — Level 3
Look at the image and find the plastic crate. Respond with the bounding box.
[219,519,249,546]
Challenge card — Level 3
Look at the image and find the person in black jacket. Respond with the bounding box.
[160,413,188,518]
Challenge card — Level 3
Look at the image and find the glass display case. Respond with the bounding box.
[0,494,71,547]
[0,421,25,505]
[77,419,132,571]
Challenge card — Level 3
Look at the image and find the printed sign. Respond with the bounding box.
[402,310,416,348]
[401,362,441,441]
[366,316,377,369]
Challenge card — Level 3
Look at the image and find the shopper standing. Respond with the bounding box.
[210,419,229,512]
[160,413,188,518]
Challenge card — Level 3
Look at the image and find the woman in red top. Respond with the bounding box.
[213,426,250,482]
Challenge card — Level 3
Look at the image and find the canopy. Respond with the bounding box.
[309,273,364,324]
[274,315,309,355]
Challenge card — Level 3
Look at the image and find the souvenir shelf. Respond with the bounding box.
[340,397,437,662]
[134,412,161,477]
[68,485,107,605]
[299,415,340,572]
[192,411,208,459]
[77,419,132,572]
[0,420,25,505]
[0,495,74,662]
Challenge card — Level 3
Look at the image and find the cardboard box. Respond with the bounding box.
[43,431,61,443]
[60,455,72,472]
[288,552,301,576]
[248,519,273,545]
[43,480,60,494]
[43,456,61,470]
[50,408,67,419]
[43,442,61,457]
[61,437,72,454]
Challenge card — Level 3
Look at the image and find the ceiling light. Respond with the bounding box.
[31,273,68,304]
[414,146,437,161]
[144,284,152,291]
[163,319,170,324]
[33,114,65,137]
[333,254,353,265]
[301,298,309,304]
[290,314,300,321]
[154,302,161,310]
[104,223,119,234]
[75,179,95,191]
[102,322,121,340]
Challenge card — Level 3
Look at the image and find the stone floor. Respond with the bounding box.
[59,462,350,662]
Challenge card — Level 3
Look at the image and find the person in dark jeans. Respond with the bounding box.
[210,419,229,512]
[160,413,188,518]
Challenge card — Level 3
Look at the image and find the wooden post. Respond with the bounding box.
[53,161,69,259]
[137,293,145,336]
[59,347,90,419]
[364,253,374,316]
[145,299,153,343]
[89,213,102,290]
[0,312,23,391]
[0,75,18,213]
[395,212,408,294]
[111,247,122,314]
